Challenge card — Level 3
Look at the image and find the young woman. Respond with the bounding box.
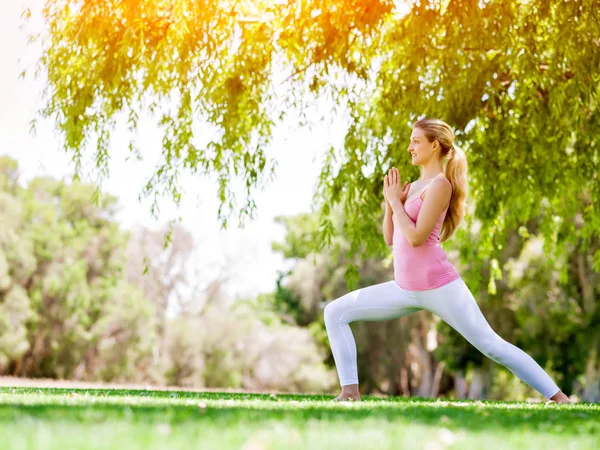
[324,118,571,403]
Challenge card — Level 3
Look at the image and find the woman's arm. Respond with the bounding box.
[382,201,394,246]
[389,179,452,247]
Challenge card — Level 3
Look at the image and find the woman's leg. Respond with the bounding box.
[324,281,422,400]
[418,278,562,400]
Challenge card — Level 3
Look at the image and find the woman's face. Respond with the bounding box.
[408,127,438,166]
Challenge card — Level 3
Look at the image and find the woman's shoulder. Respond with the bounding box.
[426,174,451,190]
[417,173,450,183]
[433,173,450,181]
[422,176,452,202]
[436,175,452,188]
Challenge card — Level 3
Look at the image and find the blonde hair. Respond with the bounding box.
[412,118,468,242]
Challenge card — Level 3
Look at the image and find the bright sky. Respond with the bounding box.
[0,1,347,299]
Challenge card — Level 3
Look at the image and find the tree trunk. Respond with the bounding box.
[430,362,445,397]
[583,346,600,402]
[454,370,468,399]
[468,367,491,399]
[387,348,404,397]
[400,367,410,397]
[575,252,596,316]
[411,326,433,397]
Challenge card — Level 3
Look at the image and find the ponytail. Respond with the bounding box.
[440,144,468,242]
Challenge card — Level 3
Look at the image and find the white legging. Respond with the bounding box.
[324,277,560,399]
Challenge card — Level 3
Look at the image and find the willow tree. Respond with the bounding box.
[26,0,600,288]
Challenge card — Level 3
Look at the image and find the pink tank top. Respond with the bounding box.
[392,178,460,291]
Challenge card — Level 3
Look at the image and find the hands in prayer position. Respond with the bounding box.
[383,167,410,208]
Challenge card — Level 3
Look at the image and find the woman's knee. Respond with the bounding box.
[478,334,509,363]
[324,296,350,327]
[324,300,340,327]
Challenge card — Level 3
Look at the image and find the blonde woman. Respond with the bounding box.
[324,118,570,403]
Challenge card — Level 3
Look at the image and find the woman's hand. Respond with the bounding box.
[400,180,410,204]
[384,168,410,207]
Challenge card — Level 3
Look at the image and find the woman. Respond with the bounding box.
[324,118,570,403]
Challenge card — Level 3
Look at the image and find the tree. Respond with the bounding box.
[26,0,600,290]
[0,156,158,381]
[125,223,238,381]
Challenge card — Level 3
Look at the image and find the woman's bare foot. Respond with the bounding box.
[549,391,572,404]
[332,394,361,401]
[332,384,361,402]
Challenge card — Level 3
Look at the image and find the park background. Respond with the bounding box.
[1,0,599,405]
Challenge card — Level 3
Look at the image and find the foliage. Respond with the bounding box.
[0,157,333,392]
[27,0,600,290]
[0,156,156,380]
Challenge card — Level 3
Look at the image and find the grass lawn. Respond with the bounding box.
[0,387,598,449]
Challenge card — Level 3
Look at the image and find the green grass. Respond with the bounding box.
[0,387,598,449]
